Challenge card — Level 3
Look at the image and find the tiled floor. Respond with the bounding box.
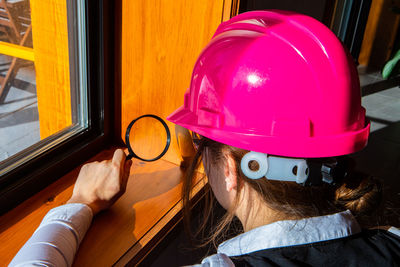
[362,88,400,131]
[354,69,400,225]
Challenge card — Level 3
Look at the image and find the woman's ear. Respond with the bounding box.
[224,154,238,192]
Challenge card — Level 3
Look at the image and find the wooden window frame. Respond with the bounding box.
[0,0,114,215]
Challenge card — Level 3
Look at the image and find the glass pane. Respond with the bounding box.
[0,0,87,170]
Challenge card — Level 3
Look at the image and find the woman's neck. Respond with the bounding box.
[235,184,289,232]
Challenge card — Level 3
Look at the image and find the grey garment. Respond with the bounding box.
[9,203,93,267]
[193,210,388,267]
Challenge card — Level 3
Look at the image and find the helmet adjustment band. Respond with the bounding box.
[240,151,348,186]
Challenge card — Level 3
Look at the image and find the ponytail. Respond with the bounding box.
[335,173,383,226]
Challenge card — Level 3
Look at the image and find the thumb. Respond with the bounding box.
[112,149,126,169]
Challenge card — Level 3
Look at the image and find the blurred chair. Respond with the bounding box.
[0,0,32,102]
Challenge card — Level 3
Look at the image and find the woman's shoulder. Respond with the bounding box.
[369,225,400,236]
[365,226,400,241]
[388,226,400,237]
[362,226,400,244]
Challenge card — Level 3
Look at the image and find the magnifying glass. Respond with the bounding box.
[125,114,171,161]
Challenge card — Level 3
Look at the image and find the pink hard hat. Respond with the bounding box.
[167,10,370,158]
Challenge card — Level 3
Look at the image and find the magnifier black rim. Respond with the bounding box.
[125,114,171,162]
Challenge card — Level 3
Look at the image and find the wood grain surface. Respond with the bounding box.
[120,0,227,166]
[0,147,206,266]
[30,0,72,139]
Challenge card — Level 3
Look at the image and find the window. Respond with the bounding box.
[0,0,113,214]
[0,0,88,172]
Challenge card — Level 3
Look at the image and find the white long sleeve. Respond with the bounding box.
[9,203,93,267]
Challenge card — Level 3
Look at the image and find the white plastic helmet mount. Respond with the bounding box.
[240,151,309,184]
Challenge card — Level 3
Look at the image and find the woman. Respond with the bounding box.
[10,10,400,266]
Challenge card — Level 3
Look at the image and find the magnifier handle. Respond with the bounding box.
[126,154,133,160]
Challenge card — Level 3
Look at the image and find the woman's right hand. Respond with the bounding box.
[67,149,132,215]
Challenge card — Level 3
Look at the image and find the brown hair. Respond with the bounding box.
[182,137,383,248]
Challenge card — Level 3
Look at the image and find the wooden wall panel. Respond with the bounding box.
[121,0,227,165]
[30,0,72,139]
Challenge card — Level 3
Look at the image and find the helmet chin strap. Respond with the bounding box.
[240,151,344,185]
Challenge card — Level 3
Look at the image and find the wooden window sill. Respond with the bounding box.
[0,147,205,266]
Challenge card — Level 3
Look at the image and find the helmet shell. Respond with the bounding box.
[167,10,370,158]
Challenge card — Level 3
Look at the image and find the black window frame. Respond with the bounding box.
[0,0,114,215]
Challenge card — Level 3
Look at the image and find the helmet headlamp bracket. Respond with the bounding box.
[240,151,348,186]
[240,152,309,184]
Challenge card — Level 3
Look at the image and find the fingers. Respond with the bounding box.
[112,149,131,192]
[68,149,132,215]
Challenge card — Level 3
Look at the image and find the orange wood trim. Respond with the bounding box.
[30,0,72,139]
[329,0,340,29]
[359,0,400,68]
[0,147,206,266]
[120,0,225,166]
[359,0,385,66]
[222,0,241,22]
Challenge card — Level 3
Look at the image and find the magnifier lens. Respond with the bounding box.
[126,115,169,161]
